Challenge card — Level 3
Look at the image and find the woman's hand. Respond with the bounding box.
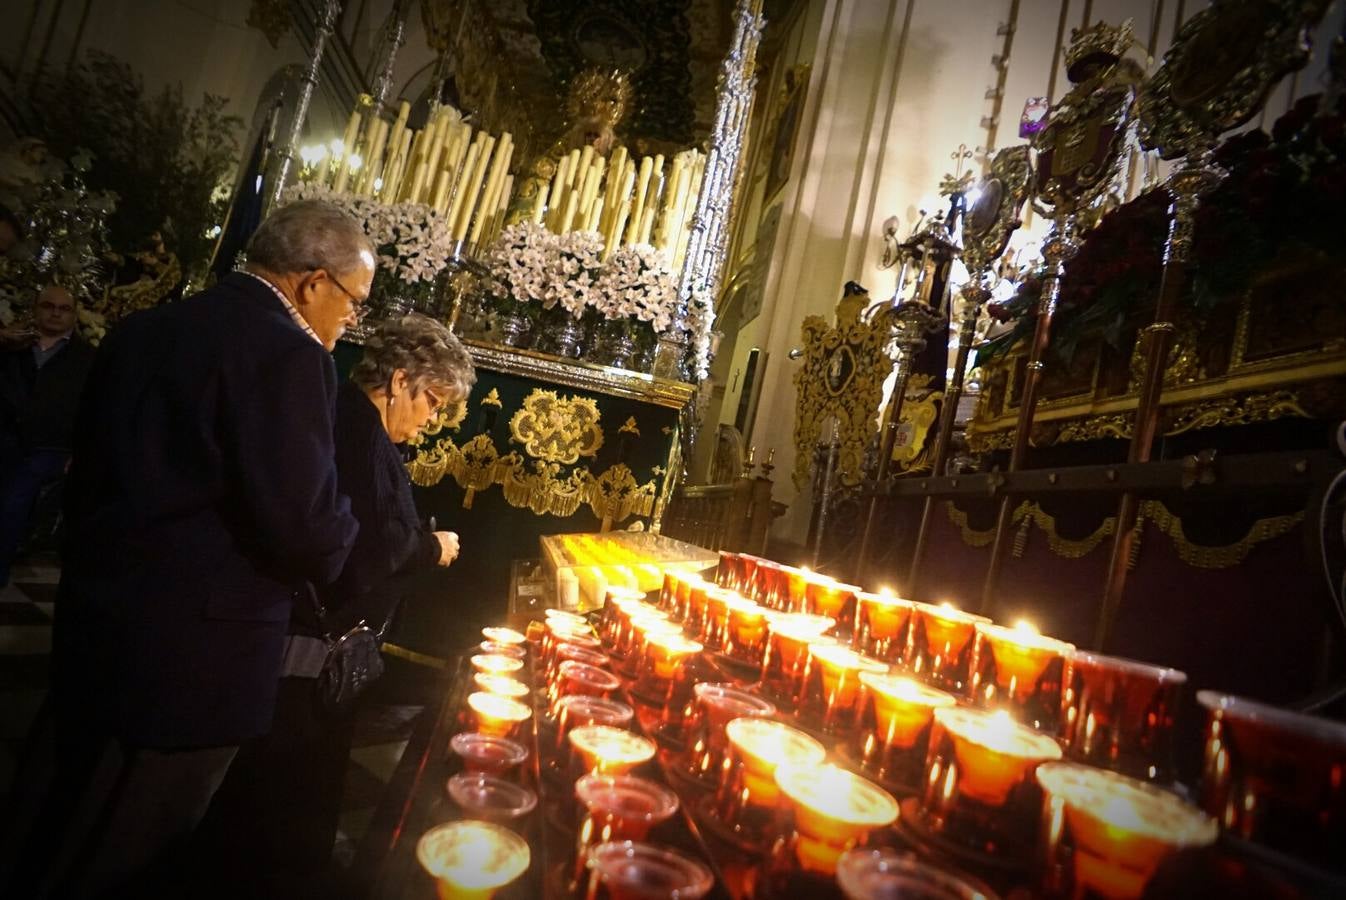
[433,531,460,567]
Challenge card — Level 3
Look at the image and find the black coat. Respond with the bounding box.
[53,272,360,748]
[0,335,96,452]
[294,381,439,639]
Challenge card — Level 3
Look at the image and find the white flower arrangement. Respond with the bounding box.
[482,221,553,310]
[592,243,679,333]
[547,229,605,319]
[281,182,453,288]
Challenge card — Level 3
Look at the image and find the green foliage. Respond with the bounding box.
[28,51,242,278]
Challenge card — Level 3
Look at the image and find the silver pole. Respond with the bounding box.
[270,0,343,211]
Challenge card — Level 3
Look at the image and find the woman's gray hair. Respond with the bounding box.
[351,313,477,401]
[245,199,374,276]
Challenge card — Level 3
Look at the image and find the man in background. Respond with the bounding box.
[0,284,95,586]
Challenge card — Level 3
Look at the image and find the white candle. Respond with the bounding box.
[445,142,480,240]
[453,134,494,241]
[531,184,550,225]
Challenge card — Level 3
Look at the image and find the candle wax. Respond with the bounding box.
[861,672,955,749]
[938,708,1062,805]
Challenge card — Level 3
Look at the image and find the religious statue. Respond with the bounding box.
[508,68,634,225]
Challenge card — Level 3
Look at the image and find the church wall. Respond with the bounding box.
[728,0,1346,545]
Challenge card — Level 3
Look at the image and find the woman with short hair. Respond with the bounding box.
[196,313,476,895]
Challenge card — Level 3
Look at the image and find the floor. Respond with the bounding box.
[0,555,422,868]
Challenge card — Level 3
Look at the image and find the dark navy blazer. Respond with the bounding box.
[53,272,360,748]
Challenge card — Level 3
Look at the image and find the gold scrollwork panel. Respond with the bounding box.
[944,499,1303,569]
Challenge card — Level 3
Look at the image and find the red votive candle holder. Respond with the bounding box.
[836,847,996,900]
[479,640,527,660]
[470,653,525,677]
[550,661,623,716]
[716,550,741,588]
[541,619,596,675]
[553,695,634,759]
[446,771,538,824]
[546,643,611,706]
[970,621,1074,731]
[599,588,648,648]
[721,598,770,666]
[906,602,990,693]
[780,566,815,613]
[759,620,837,706]
[617,614,680,677]
[736,553,764,597]
[570,775,682,890]
[769,763,899,879]
[682,683,776,785]
[473,673,529,701]
[1195,690,1346,873]
[806,578,862,636]
[754,559,786,609]
[630,631,704,736]
[657,570,682,613]
[920,706,1063,861]
[796,643,889,734]
[567,724,657,778]
[481,626,527,647]
[852,590,914,665]
[543,632,604,686]
[1060,651,1186,783]
[1036,762,1217,900]
[416,820,529,900]
[698,587,745,651]
[449,732,529,778]
[683,577,713,638]
[466,691,533,740]
[713,717,827,849]
[853,671,956,791]
[580,841,714,900]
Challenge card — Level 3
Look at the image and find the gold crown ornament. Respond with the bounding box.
[565,68,634,129]
[1065,19,1136,83]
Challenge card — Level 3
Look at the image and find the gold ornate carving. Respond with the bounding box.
[619,417,641,436]
[1064,20,1136,79]
[945,499,1303,568]
[565,68,633,131]
[1034,21,1140,216]
[102,253,182,320]
[1051,413,1134,444]
[481,388,503,408]
[792,285,893,490]
[587,463,658,525]
[509,389,604,465]
[892,386,942,472]
[1163,389,1310,436]
[1138,0,1327,159]
[961,146,1033,276]
[1136,501,1303,568]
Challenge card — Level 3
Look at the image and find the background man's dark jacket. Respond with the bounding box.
[54,272,360,748]
[0,335,96,451]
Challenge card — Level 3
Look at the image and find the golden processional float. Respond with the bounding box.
[792,7,1346,705]
[260,0,767,658]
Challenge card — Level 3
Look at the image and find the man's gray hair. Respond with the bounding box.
[351,314,476,401]
[245,199,374,276]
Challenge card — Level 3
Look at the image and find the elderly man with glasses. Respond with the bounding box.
[3,201,369,897]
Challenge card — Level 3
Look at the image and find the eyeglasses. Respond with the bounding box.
[422,387,450,415]
[37,301,75,314]
[325,273,370,321]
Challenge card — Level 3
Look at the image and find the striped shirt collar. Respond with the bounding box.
[241,270,324,346]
